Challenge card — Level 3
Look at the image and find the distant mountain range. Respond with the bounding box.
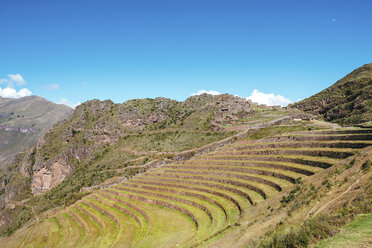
[0,96,73,167]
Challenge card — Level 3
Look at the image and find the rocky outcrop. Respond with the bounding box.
[31,160,73,195]
[0,125,37,134]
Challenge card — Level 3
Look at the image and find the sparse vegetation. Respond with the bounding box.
[256,172,372,248]
[361,160,371,171]
[1,63,372,247]
[0,96,73,166]
[293,63,372,125]
[2,123,371,247]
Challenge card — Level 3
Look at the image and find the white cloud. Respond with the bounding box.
[57,98,81,109]
[0,87,32,98]
[190,88,292,107]
[0,74,27,87]
[8,74,26,85]
[46,84,60,90]
[247,89,292,107]
[191,90,222,96]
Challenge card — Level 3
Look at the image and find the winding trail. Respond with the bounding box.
[306,174,366,219]
[31,206,39,224]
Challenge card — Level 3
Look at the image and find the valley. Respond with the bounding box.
[0,64,372,247]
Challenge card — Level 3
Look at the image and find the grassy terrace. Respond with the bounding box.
[224,141,372,150]
[2,128,372,247]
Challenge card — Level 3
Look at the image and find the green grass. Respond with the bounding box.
[118,130,235,152]
[130,180,241,223]
[2,127,372,247]
[110,186,214,230]
[101,190,198,248]
[179,159,321,175]
[58,212,83,247]
[119,182,230,228]
[141,171,264,204]
[247,123,321,140]
[315,214,372,248]
[132,176,250,217]
[162,166,293,188]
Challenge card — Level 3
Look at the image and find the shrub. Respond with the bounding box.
[361,160,371,171]
[296,177,303,184]
[322,179,332,190]
[345,158,355,169]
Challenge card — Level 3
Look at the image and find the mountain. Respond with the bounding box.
[1,64,371,247]
[292,63,372,125]
[1,92,371,247]
[17,94,257,195]
[2,93,284,235]
[0,96,73,167]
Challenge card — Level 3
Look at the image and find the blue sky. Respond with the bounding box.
[1,0,372,108]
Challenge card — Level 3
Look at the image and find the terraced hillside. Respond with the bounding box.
[1,127,372,248]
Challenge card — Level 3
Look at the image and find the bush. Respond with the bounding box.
[322,179,332,190]
[361,160,371,171]
[345,158,355,169]
[258,215,344,248]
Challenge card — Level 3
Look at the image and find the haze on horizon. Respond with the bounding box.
[1,0,372,108]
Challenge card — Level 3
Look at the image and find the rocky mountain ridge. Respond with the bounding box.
[29,93,256,195]
[292,63,372,125]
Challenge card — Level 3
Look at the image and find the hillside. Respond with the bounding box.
[1,65,371,247]
[1,117,371,247]
[2,94,295,236]
[0,96,73,167]
[292,63,372,125]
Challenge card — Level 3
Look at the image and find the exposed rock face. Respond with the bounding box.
[117,98,181,129]
[31,160,73,195]
[183,94,255,131]
[0,125,37,133]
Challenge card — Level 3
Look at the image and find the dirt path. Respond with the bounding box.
[31,206,39,224]
[19,229,33,248]
[306,174,366,219]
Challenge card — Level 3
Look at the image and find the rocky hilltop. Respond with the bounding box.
[0,96,73,167]
[0,93,264,235]
[30,93,255,195]
[292,63,372,125]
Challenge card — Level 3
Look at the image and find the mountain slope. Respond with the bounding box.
[27,94,257,195]
[1,93,278,236]
[2,121,371,247]
[292,63,372,125]
[3,89,370,247]
[0,96,73,167]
